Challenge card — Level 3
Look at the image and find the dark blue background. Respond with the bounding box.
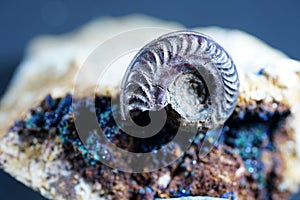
[0,0,299,199]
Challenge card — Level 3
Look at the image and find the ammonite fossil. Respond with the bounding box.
[1,16,300,200]
[120,31,239,130]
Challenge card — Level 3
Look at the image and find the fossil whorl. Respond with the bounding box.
[120,31,239,129]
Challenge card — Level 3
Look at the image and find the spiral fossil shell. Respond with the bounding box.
[120,31,239,129]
